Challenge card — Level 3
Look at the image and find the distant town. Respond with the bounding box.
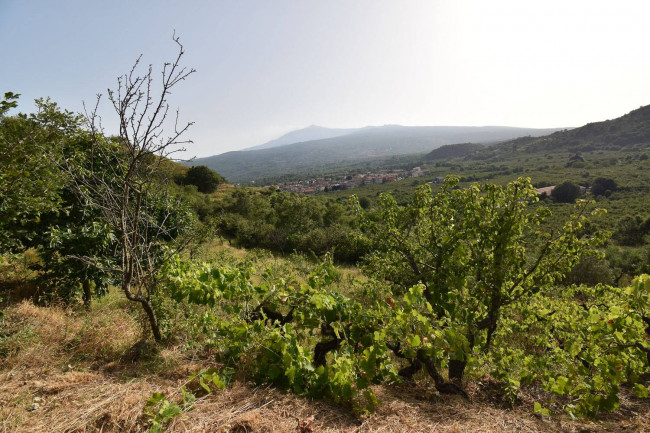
[264,167,439,193]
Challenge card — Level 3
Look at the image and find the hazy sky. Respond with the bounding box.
[3,0,650,157]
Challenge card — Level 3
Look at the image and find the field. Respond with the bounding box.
[3,91,650,433]
[3,246,650,432]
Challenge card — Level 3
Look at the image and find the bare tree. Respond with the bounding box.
[77,34,197,341]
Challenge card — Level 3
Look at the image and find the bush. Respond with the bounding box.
[614,216,650,246]
[551,181,581,203]
[591,178,617,196]
[180,165,225,194]
[565,255,615,286]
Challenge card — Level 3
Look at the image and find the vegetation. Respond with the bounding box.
[4,42,650,432]
[424,142,484,161]
[591,177,618,196]
[192,126,562,184]
[551,181,581,203]
[358,177,604,388]
[0,93,73,252]
[214,187,367,263]
[177,165,225,194]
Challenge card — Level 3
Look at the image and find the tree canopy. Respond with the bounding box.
[551,181,581,203]
[179,165,225,193]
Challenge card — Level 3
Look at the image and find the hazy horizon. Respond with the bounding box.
[2,0,650,158]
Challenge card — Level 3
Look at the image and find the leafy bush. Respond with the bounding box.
[591,177,617,196]
[565,255,615,286]
[614,216,650,247]
[178,165,225,194]
[552,181,581,203]
[357,176,604,385]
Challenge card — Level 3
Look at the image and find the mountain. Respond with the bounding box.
[472,105,650,159]
[192,125,566,183]
[244,125,357,151]
[424,142,485,160]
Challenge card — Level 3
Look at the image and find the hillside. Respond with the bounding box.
[243,125,357,151]
[476,104,650,159]
[192,125,565,183]
[424,142,485,160]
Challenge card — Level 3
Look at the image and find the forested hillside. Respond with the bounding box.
[3,43,650,433]
[477,104,650,157]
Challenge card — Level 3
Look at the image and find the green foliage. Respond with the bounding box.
[591,177,617,196]
[144,367,228,432]
[216,188,368,263]
[158,251,650,418]
[159,255,396,412]
[552,181,581,203]
[26,134,121,304]
[179,165,225,194]
[151,178,650,419]
[493,275,650,417]
[356,176,604,383]
[145,392,183,433]
[424,142,484,160]
[606,245,650,283]
[0,97,79,251]
[0,92,19,115]
[614,215,650,247]
[565,256,615,286]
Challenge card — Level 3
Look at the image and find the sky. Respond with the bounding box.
[2,0,650,158]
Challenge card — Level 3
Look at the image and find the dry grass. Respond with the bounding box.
[1,297,140,372]
[2,299,650,432]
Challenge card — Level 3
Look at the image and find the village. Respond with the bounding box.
[266,166,435,193]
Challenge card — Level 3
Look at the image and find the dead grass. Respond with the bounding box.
[1,296,140,372]
[3,369,649,433]
[2,298,650,432]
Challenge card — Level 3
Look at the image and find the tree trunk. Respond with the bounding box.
[448,359,466,382]
[82,279,92,309]
[417,350,469,399]
[140,298,163,342]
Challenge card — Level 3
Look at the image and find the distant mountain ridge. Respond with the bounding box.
[192,125,567,183]
[475,104,650,158]
[244,125,357,151]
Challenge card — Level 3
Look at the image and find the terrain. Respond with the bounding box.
[3,84,650,433]
[192,125,565,183]
[3,248,650,433]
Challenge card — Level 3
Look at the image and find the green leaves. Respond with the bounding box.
[534,402,551,416]
[0,98,78,251]
[156,176,648,419]
[359,176,603,385]
[144,392,183,433]
[144,367,230,432]
[495,275,650,417]
[0,92,19,115]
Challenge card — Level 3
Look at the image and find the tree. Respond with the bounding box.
[551,181,581,203]
[30,132,120,307]
[75,36,198,341]
[614,215,650,247]
[565,255,615,286]
[0,95,74,252]
[0,96,121,307]
[591,177,617,196]
[180,165,224,193]
[357,177,604,391]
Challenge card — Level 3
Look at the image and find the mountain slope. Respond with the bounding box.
[244,125,357,151]
[195,125,565,183]
[424,142,485,161]
[477,105,650,158]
